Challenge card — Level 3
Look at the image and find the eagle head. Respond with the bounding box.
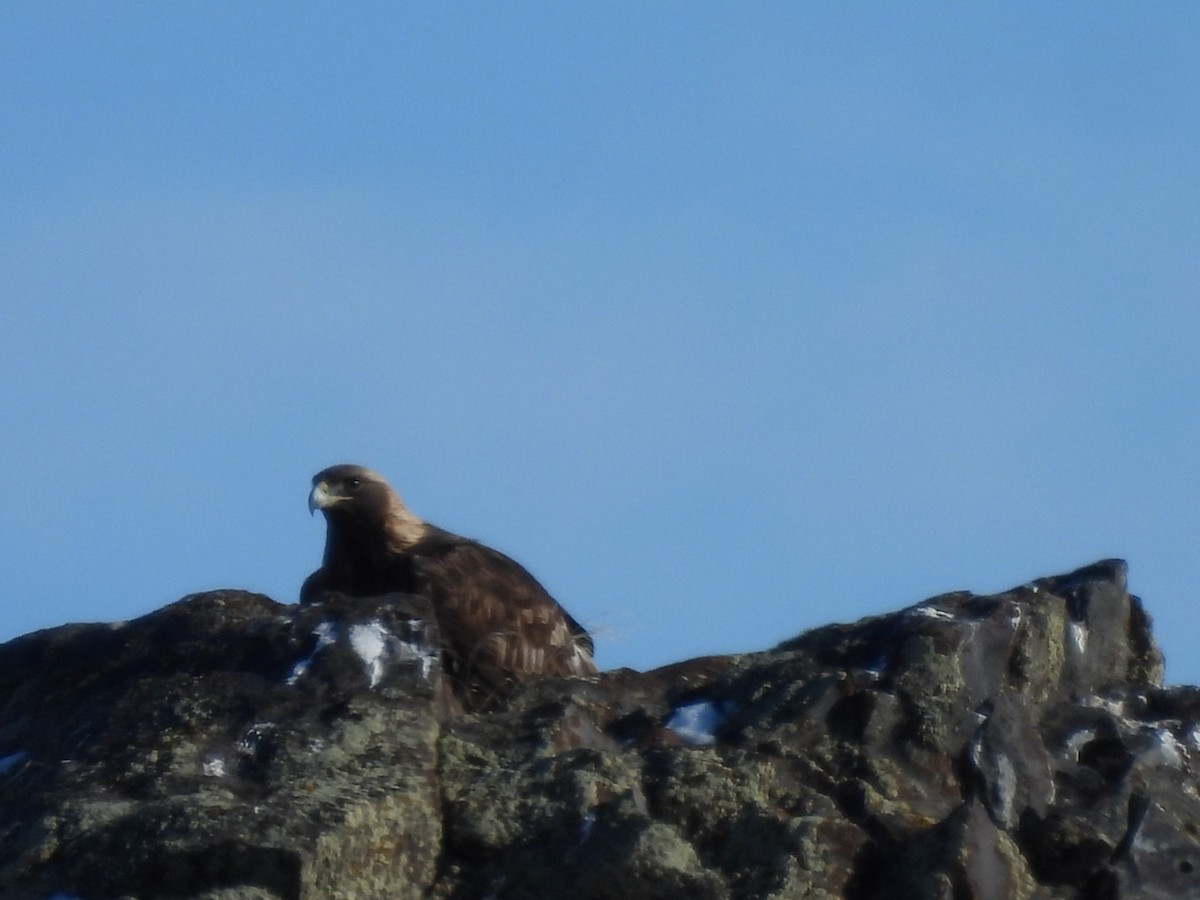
[308,464,395,519]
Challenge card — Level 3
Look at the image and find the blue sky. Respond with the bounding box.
[3,5,1199,684]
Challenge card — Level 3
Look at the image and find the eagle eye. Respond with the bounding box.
[347,477,362,490]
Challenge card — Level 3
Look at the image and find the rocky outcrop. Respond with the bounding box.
[0,559,1196,899]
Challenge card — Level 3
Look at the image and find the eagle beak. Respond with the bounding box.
[308,481,340,515]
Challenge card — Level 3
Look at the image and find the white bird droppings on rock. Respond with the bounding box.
[394,638,439,679]
[1068,621,1088,655]
[349,621,391,688]
[286,620,338,685]
[908,605,957,621]
[1144,726,1185,768]
[666,699,726,746]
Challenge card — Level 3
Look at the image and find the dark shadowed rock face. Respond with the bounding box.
[0,559,1196,899]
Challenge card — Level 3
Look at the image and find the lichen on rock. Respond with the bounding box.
[0,560,1196,898]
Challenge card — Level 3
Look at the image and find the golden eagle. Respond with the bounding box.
[301,464,596,705]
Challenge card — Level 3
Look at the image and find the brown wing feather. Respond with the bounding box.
[410,536,597,691]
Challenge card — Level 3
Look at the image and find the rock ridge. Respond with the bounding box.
[0,559,1197,899]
